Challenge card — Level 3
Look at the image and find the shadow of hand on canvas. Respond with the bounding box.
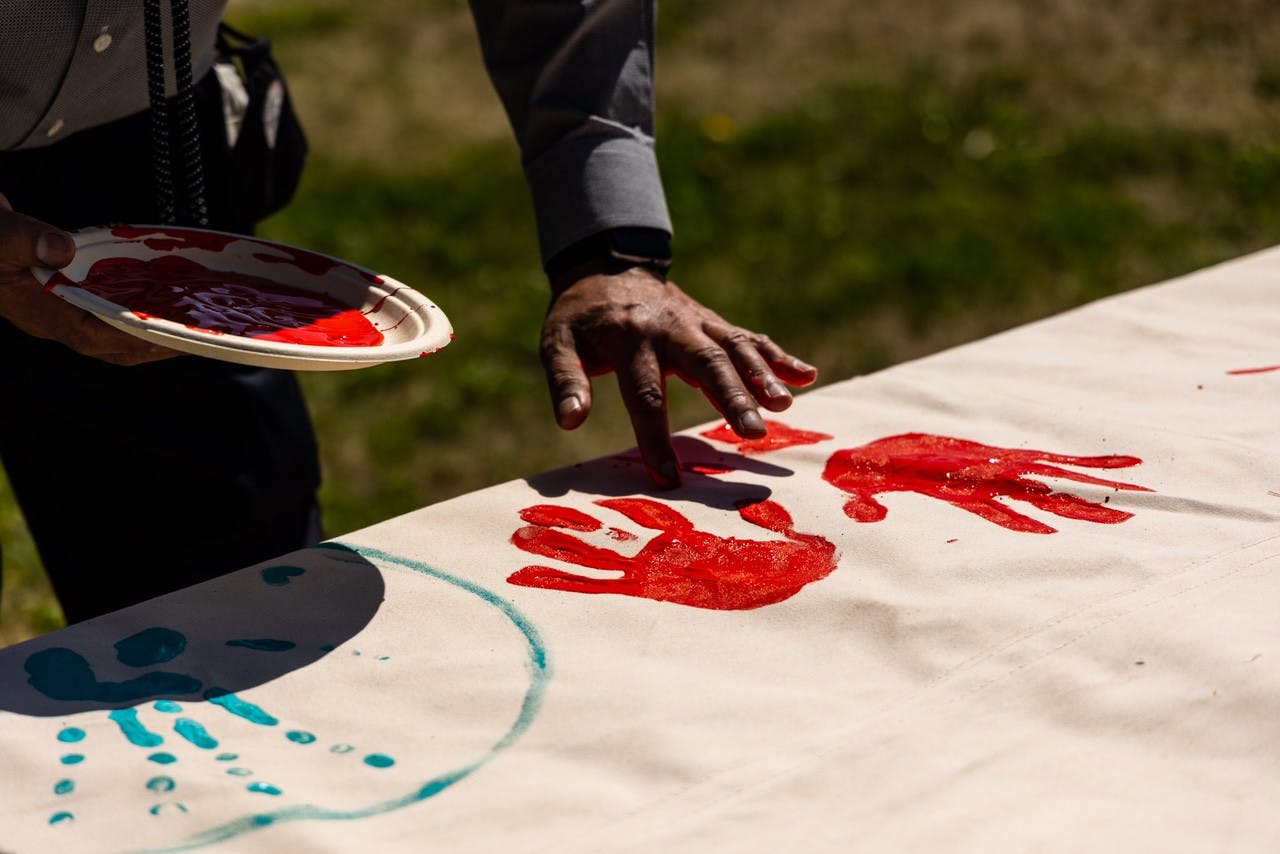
[0,545,384,717]
[526,435,786,508]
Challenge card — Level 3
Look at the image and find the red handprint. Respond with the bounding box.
[700,420,834,455]
[822,433,1152,534]
[508,498,839,610]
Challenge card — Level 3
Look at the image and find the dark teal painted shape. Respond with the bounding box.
[115,628,186,667]
[26,647,201,703]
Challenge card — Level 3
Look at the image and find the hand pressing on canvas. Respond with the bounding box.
[542,264,818,489]
[0,194,172,366]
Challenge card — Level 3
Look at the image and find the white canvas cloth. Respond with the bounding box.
[0,247,1277,853]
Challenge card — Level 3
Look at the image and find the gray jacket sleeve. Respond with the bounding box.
[468,0,673,264]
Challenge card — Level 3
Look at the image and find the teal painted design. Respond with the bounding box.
[260,566,305,586]
[60,753,84,765]
[246,783,282,796]
[115,628,186,667]
[57,727,85,743]
[109,708,165,748]
[130,543,550,853]
[149,753,178,765]
[54,779,75,795]
[202,690,278,727]
[174,718,218,750]
[362,753,395,769]
[224,639,296,653]
[285,731,315,745]
[25,646,200,703]
[147,776,177,794]
[49,811,74,825]
[154,701,182,713]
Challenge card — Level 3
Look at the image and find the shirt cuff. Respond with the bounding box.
[524,133,673,264]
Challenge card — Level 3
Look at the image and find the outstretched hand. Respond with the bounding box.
[540,266,817,488]
[0,194,173,365]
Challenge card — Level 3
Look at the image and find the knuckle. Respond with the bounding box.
[629,383,666,414]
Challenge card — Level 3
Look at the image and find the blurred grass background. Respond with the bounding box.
[4,0,1280,644]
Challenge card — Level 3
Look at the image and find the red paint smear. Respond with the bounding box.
[253,248,384,286]
[50,255,383,347]
[1226,365,1280,375]
[821,433,1152,534]
[111,225,240,253]
[701,420,834,455]
[508,497,839,610]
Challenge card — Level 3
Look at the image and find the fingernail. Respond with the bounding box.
[556,394,582,421]
[764,379,789,399]
[738,409,766,435]
[792,357,816,373]
[36,231,74,266]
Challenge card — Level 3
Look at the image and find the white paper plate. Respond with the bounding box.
[30,225,453,371]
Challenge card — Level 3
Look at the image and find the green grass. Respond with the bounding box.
[5,55,1280,643]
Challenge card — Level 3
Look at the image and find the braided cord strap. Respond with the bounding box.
[169,0,209,226]
[143,0,175,224]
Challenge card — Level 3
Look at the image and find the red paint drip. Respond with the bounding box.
[821,433,1152,534]
[508,497,839,610]
[110,225,240,253]
[51,255,383,347]
[1226,365,1280,376]
[701,420,834,455]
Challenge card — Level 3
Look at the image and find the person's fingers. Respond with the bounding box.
[0,205,75,269]
[612,341,680,488]
[669,328,768,438]
[46,303,176,365]
[540,319,593,430]
[745,330,818,386]
[713,330,796,413]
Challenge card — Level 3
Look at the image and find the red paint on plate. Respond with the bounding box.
[1226,365,1280,375]
[49,255,383,347]
[822,433,1151,534]
[700,420,834,455]
[110,225,240,253]
[508,497,839,610]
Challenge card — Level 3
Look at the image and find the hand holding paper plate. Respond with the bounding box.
[30,225,453,371]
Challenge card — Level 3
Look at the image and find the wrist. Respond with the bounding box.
[545,227,672,294]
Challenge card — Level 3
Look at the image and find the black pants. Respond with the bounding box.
[0,73,322,624]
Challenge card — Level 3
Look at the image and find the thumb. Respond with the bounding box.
[0,194,76,269]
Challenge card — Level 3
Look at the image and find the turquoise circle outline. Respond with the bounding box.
[133,543,550,853]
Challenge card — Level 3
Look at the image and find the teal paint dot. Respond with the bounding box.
[146,776,176,793]
[49,811,74,826]
[247,782,282,796]
[329,743,354,754]
[261,565,305,586]
[215,753,238,761]
[286,730,316,744]
[149,803,190,817]
[54,779,74,795]
[60,754,84,766]
[154,700,181,713]
[148,752,177,765]
[227,768,253,777]
[57,727,85,743]
[363,753,395,769]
